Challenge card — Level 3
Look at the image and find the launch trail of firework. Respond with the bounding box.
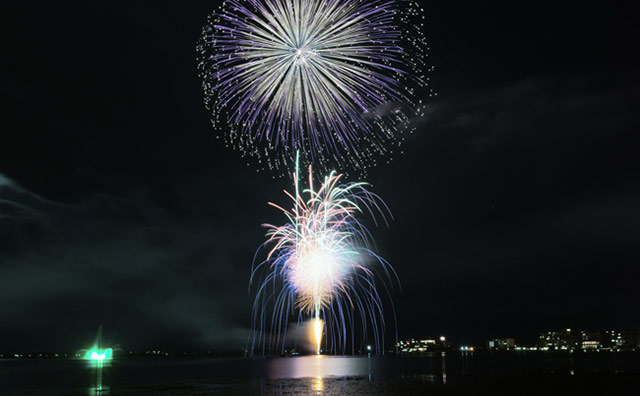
[249,154,398,355]
[198,0,432,174]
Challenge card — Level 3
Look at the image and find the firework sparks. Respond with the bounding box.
[249,154,397,355]
[198,0,432,173]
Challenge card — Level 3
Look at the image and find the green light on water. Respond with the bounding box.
[85,348,112,363]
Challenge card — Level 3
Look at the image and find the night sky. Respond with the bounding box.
[2,1,638,352]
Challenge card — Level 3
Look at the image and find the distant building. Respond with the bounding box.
[601,329,640,351]
[397,336,451,353]
[541,328,640,352]
[580,330,602,351]
[486,338,515,351]
[619,329,640,351]
[396,338,436,353]
[539,329,580,351]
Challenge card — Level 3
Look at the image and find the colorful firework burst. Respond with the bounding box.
[198,0,432,174]
[249,155,397,355]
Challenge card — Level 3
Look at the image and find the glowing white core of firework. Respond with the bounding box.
[293,47,315,65]
[253,154,396,354]
[288,236,351,307]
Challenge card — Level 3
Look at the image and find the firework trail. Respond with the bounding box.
[249,154,397,355]
[198,0,432,174]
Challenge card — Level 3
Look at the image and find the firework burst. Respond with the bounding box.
[249,155,397,355]
[198,0,432,174]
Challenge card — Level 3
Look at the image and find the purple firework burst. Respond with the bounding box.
[198,0,432,174]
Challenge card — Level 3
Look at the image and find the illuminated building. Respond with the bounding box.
[541,328,640,352]
[601,329,640,351]
[539,329,580,351]
[396,336,451,353]
[580,331,602,351]
[396,339,436,353]
[486,338,515,351]
[619,330,640,351]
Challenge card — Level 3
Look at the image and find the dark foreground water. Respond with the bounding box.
[1,352,639,395]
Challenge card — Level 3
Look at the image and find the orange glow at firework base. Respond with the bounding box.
[310,317,324,355]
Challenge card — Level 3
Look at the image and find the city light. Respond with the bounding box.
[459,346,475,351]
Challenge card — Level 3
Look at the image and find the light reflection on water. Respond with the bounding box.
[86,360,112,395]
[86,385,110,396]
[312,376,324,394]
[267,355,376,379]
[256,355,445,395]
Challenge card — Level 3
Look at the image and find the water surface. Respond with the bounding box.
[1,352,638,395]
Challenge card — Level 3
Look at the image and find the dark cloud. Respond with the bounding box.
[428,75,637,153]
[0,174,254,351]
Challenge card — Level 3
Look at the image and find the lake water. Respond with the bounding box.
[1,352,639,395]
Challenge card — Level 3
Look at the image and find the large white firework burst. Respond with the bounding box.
[198,0,432,174]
